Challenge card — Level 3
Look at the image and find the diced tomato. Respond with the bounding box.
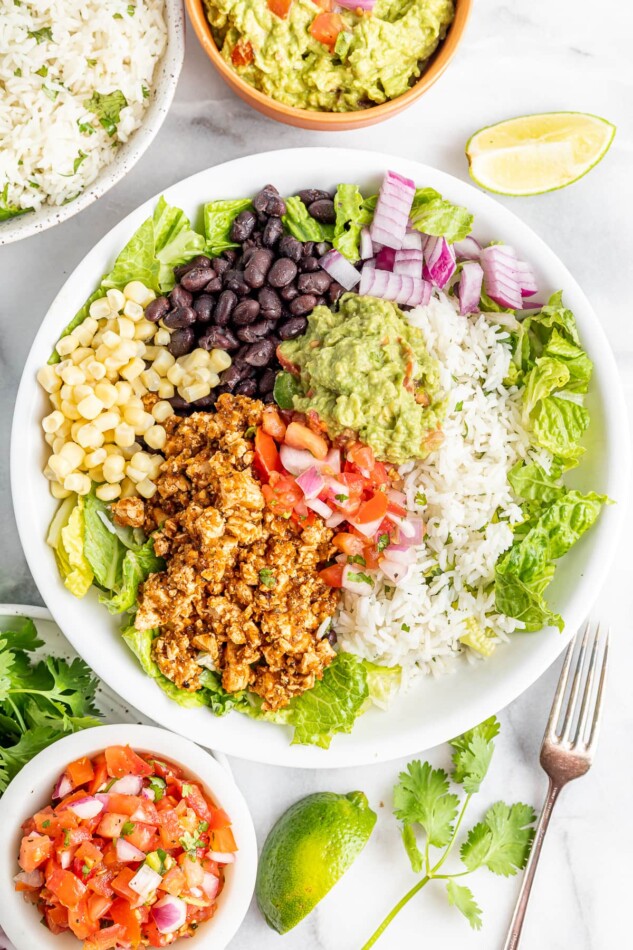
[208,807,232,831]
[66,756,95,789]
[310,11,344,46]
[332,532,365,556]
[45,904,69,935]
[62,826,94,850]
[267,0,293,15]
[75,840,103,868]
[262,475,304,515]
[355,491,388,525]
[84,924,128,950]
[253,427,282,482]
[110,897,142,944]
[33,807,60,836]
[87,868,117,898]
[158,808,182,850]
[96,813,128,839]
[346,442,375,474]
[151,758,184,782]
[284,422,328,460]
[87,892,112,922]
[89,753,109,795]
[105,746,153,779]
[159,866,186,896]
[211,826,237,853]
[231,38,254,67]
[186,901,215,924]
[179,782,212,823]
[68,897,98,940]
[47,866,87,909]
[318,564,345,588]
[111,867,143,906]
[19,833,53,872]
[363,545,381,569]
[262,406,287,440]
[124,821,157,853]
[387,499,407,518]
[144,921,171,948]
[313,0,332,8]
[101,841,121,869]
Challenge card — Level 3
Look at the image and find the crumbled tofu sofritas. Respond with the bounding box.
[120,394,338,711]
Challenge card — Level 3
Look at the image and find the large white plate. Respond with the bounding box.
[11,148,631,767]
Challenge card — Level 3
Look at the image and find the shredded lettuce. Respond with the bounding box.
[283,196,334,243]
[332,184,372,262]
[203,198,252,256]
[410,188,474,243]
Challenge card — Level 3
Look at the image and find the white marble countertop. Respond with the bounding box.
[1,0,632,947]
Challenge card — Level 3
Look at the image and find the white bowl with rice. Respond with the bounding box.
[0,0,184,245]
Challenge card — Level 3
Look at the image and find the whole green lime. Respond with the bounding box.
[256,790,377,934]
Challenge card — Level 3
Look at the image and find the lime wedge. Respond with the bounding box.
[466,112,615,196]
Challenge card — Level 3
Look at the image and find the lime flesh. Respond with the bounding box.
[256,790,377,934]
[466,112,615,196]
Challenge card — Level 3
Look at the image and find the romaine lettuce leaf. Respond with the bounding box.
[508,460,564,504]
[410,188,473,243]
[332,184,372,262]
[522,357,570,421]
[203,198,252,256]
[100,540,164,614]
[364,660,401,705]
[122,626,209,708]
[532,395,589,462]
[49,498,94,598]
[523,291,580,351]
[495,568,563,632]
[82,491,127,590]
[152,198,206,290]
[286,652,368,749]
[283,196,334,243]
[542,330,592,394]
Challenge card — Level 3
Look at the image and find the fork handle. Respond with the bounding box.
[502,780,562,950]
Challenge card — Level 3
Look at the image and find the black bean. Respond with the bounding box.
[301,242,315,258]
[258,367,277,394]
[232,299,261,325]
[278,316,308,339]
[299,255,319,273]
[262,217,284,247]
[280,283,299,302]
[168,327,195,358]
[168,394,192,411]
[222,249,238,264]
[326,629,338,647]
[223,269,250,296]
[229,209,257,242]
[173,255,212,280]
[213,257,231,276]
[298,270,332,295]
[279,235,303,262]
[190,391,218,409]
[315,242,331,257]
[243,339,276,367]
[315,296,327,307]
[164,306,197,329]
[244,248,274,289]
[181,267,214,293]
[234,379,258,397]
[193,295,215,323]
[199,326,239,350]
[237,320,270,343]
[214,289,237,326]
[289,294,317,316]
[268,258,298,288]
[145,296,170,323]
[220,361,251,389]
[308,198,336,224]
[329,281,344,304]
[297,189,332,205]
[253,184,286,217]
[263,391,276,404]
[258,286,282,320]
[204,275,222,294]
[169,284,192,309]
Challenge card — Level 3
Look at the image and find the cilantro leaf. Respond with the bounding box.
[0,722,73,792]
[401,823,424,873]
[449,715,500,793]
[393,761,459,848]
[445,880,483,930]
[83,90,128,137]
[461,801,536,877]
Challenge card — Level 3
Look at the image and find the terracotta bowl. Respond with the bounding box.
[186,0,473,131]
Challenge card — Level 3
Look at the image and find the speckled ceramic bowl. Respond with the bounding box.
[0,1,185,247]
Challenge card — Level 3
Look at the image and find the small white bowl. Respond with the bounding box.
[0,724,257,950]
[0,1,185,246]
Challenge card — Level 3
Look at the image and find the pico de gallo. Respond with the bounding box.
[253,405,425,592]
[15,746,237,948]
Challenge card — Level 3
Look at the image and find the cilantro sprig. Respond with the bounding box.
[361,717,535,946]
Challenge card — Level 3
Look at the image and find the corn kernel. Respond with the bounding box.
[123,404,145,428]
[59,441,85,468]
[121,358,145,381]
[140,369,161,392]
[94,381,118,409]
[64,473,92,495]
[73,317,99,347]
[114,423,136,448]
[44,433,56,447]
[61,365,85,386]
[89,297,112,320]
[56,335,79,357]
[51,482,72,500]
[144,425,166,451]
[125,465,146,484]
[157,380,175,399]
[114,381,133,405]
[61,399,81,420]
[94,410,121,433]
[151,400,174,423]
[85,448,107,468]
[113,340,140,364]
[49,454,73,480]
[70,347,94,366]
[76,423,105,450]
[179,382,211,404]
[120,478,136,498]
[60,384,73,402]
[180,349,210,371]
[123,299,145,322]
[130,451,154,474]
[102,330,120,350]
[120,442,141,460]
[37,366,62,393]
[87,465,104,482]
[135,412,155,435]
[49,392,62,410]
[125,281,155,307]
[191,367,214,385]
[77,393,103,420]
[96,483,122,502]
[208,349,232,373]
[134,320,156,342]
[115,317,135,341]
[42,410,65,434]
[154,328,171,346]
[147,455,164,480]
[85,360,106,381]
[70,421,84,442]
[136,478,157,499]
[106,288,126,313]
[103,454,126,483]
[130,377,147,398]
[166,364,186,386]
[152,349,175,376]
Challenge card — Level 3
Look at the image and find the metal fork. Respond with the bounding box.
[502,621,609,950]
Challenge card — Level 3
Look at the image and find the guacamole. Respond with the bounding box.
[205,0,455,112]
[278,294,444,463]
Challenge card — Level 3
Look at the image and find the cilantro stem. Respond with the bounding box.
[7,697,26,732]
[360,876,430,950]
[430,793,472,876]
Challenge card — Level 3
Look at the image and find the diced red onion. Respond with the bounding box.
[480,246,523,309]
[375,246,396,271]
[325,511,346,529]
[130,863,162,899]
[116,837,147,864]
[453,236,482,261]
[387,488,406,508]
[53,772,72,800]
[336,0,376,9]
[59,850,73,870]
[320,249,361,291]
[141,787,156,801]
[359,266,432,307]
[369,170,415,249]
[515,259,538,297]
[402,230,423,251]
[109,774,143,796]
[307,498,333,519]
[67,796,104,820]
[422,235,456,289]
[152,895,187,935]
[94,793,110,808]
[379,559,411,585]
[350,513,386,539]
[407,517,425,545]
[202,872,220,900]
[341,564,374,596]
[14,870,44,889]
[458,261,484,315]
[393,249,423,279]
[359,227,373,260]
[323,448,341,474]
[385,511,415,537]
[207,851,236,864]
[279,444,316,476]
[382,546,417,566]
[296,466,325,500]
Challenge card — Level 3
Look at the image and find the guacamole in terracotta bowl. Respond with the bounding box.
[203,0,455,112]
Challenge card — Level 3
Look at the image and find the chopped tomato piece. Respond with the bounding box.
[88,753,109,795]
[262,406,287,440]
[75,840,103,868]
[66,756,95,789]
[86,893,112,921]
[267,0,293,18]
[19,833,53,872]
[110,897,142,944]
[157,808,182,850]
[211,825,237,852]
[47,866,87,909]
[111,867,143,906]
[124,821,157,853]
[355,491,388,525]
[180,781,212,823]
[144,921,171,948]
[105,746,153,779]
[68,898,98,940]
[84,924,128,950]
[284,421,329,460]
[180,855,204,888]
[96,813,128,839]
[309,11,344,47]
[33,807,60,836]
[150,758,184,782]
[332,532,366,557]
[347,442,375,473]
[253,427,282,482]
[45,904,69,935]
[231,38,254,67]
[87,868,116,898]
[262,475,304,515]
[159,866,186,896]
[208,807,232,831]
[318,564,345,588]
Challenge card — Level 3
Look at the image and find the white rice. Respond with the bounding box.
[0,0,167,212]
[337,292,546,700]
